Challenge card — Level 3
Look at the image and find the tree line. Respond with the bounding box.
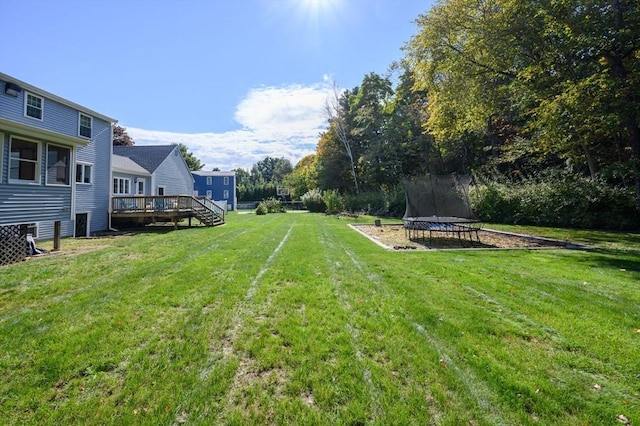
[114,0,640,229]
[280,0,639,229]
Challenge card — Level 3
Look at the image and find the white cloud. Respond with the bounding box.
[126,82,331,171]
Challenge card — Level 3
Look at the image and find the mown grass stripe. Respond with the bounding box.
[216,223,295,423]
[1,213,638,425]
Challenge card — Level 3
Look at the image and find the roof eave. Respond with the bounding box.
[0,72,118,124]
[0,117,89,147]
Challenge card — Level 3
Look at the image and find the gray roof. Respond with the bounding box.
[112,154,150,175]
[113,145,177,173]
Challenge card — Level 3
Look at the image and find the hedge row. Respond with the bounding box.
[469,175,640,231]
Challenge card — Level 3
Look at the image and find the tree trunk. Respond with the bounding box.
[608,0,640,205]
[582,144,598,179]
[626,116,640,205]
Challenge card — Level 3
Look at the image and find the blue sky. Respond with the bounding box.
[0,0,434,170]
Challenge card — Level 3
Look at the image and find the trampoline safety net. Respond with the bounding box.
[403,174,477,221]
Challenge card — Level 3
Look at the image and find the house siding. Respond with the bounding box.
[154,149,194,195]
[0,133,74,239]
[192,172,236,210]
[0,76,115,240]
[1,83,86,138]
[75,118,112,235]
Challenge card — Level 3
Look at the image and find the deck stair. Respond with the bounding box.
[191,196,225,226]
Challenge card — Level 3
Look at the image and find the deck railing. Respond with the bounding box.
[111,195,224,223]
[195,196,225,220]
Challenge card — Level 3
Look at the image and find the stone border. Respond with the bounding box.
[349,224,588,251]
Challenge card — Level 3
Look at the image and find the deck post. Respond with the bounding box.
[53,221,61,251]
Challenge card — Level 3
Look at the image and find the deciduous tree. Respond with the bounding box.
[112,125,134,146]
[177,143,204,171]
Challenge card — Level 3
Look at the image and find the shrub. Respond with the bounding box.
[262,197,285,213]
[343,186,405,217]
[344,191,386,215]
[255,202,268,215]
[469,184,519,223]
[470,172,640,231]
[301,189,326,213]
[322,189,344,215]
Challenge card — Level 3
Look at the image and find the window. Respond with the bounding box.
[113,178,130,194]
[26,223,38,238]
[136,180,144,195]
[46,144,71,185]
[223,190,229,199]
[79,113,92,138]
[9,137,40,183]
[206,190,212,199]
[224,176,229,185]
[206,176,212,185]
[25,92,43,120]
[76,163,92,184]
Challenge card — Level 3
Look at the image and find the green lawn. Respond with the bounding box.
[1,213,638,425]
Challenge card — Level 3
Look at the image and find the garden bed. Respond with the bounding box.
[351,223,582,250]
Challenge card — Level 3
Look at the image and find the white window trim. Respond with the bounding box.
[136,178,145,195]
[206,190,212,199]
[0,132,4,182]
[157,185,166,196]
[76,162,93,185]
[113,177,131,195]
[223,190,229,199]
[8,135,41,184]
[206,176,212,185]
[45,143,72,187]
[224,176,229,185]
[78,112,92,139]
[24,92,44,121]
[26,222,39,238]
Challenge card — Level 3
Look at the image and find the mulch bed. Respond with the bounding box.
[351,224,579,251]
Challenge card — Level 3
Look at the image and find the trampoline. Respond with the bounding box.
[403,174,480,244]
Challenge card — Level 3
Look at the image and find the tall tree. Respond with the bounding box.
[316,128,356,192]
[348,72,394,189]
[284,154,319,198]
[177,143,204,171]
[251,157,293,184]
[234,168,250,187]
[385,65,439,175]
[325,84,360,194]
[112,125,134,146]
[405,0,640,201]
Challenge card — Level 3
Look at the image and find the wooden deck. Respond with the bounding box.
[111,195,225,228]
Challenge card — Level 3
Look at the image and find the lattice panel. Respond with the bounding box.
[0,224,28,266]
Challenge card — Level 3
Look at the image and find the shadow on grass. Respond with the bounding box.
[568,229,640,249]
[96,223,210,237]
[578,248,640,273]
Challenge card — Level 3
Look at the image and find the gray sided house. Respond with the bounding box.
[112,154,151,196]
[0,73,116,240]
[112,145,194,196]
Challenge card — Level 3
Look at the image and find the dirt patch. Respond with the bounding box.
[352,224,577,251]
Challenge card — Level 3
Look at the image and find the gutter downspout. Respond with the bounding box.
[108,123,119,232]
